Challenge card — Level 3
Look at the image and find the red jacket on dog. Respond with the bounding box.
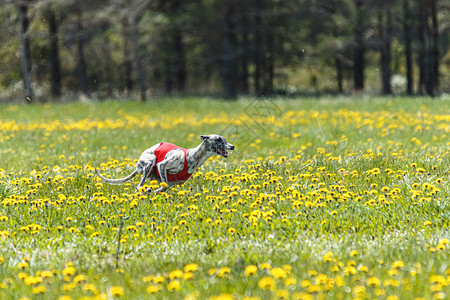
[154,142,192,181]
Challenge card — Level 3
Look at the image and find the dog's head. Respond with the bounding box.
[200,134,235,158]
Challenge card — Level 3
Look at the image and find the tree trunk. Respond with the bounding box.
[76,7,89,96]
[418,0,433,96]
[265,29,275,95]
[48,9,61,98]
[403,0,413,95]
[130,18,147,101]
[353,0,365,92]
[172,28,186,93]
[122,22,134,94]
[240,24,249,95]
[430,0,439,94]
[239,1,250,95]
[379,0,392,95]
[253,0,265,95]
[335,54,343,93]
[220,0,238,99]
[18,2,33,102]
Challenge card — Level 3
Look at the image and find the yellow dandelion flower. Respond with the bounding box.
[83,283,98,294]
[217,267,230,277]
[142,275,154,282]
[169,269,183,280]
[244,265,258,277]
[110,286,124,297]
[439,238,449,245]
[260,262,271,270]
[167,280,181,291]
[367,277,381,287]
[73,274,87,283]
[32,285,46,294]
[392,261,404,269]
[277,289,289,299]
[184,263,199,272]
[285,277,297,286]
[323,251,333,262]
[147,285,163,293]
[301,280,311,287]
[62,266,76,276]
[436,244,446,250]
[258,277,276,290]
[271,267,287,279]
[183,272,194,280]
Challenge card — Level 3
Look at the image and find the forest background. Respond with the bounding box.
[0,0,449,102]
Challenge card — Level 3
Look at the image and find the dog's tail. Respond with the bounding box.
[95,169,138,185]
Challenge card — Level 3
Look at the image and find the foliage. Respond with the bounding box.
[0,0,449,100]
[0,97,449,299]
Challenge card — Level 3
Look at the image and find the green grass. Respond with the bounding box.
[0,97,449,300]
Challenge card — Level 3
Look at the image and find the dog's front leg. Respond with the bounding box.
[152,162,170,193]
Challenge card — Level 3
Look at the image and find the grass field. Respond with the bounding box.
[0,97,449,300]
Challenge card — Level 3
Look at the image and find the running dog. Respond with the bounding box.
[95,134,234,193]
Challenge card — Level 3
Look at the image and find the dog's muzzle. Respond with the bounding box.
[217,143,235,158]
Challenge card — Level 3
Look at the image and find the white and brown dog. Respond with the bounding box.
[95,134,234,193]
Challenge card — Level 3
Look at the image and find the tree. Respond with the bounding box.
[47,6,61,98]
[402,0,414,95]
[353,0,365,92]
[18,0,33,102]
[75,2,89,96]
[430,0,439,93]
[378,0,392,95]
[220,0,238,99]
[418,0,434,96]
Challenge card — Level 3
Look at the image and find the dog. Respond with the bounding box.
[95,134,234,193]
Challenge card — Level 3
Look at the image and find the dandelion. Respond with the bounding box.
[167,280,181,291]
[367,277,381,287]
[18,262,28,269]
[62,266,76,276]
[258,277,276,290]
[83,283,98,294]
[260,262,271,270]
[323,251,333,262]
[271,267,287,279]
[217,267,231,277]
[277,289,289,299]
[110,286,124,297]
[184,272,194,280]
[244,265,258,277]
[439,238,449,245]
[392,261,405,269]
[184,263,199,272]
[147,285,163,294]
[32,285,46,294]
[169,270,183,280]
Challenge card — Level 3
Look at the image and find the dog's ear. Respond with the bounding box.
[200,135,210,141]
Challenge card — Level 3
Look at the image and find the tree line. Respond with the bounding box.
[1,0,449,102]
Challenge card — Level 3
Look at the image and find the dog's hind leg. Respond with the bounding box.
[136,157,156,191]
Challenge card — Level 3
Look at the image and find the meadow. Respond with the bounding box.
[0,97,449,300]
